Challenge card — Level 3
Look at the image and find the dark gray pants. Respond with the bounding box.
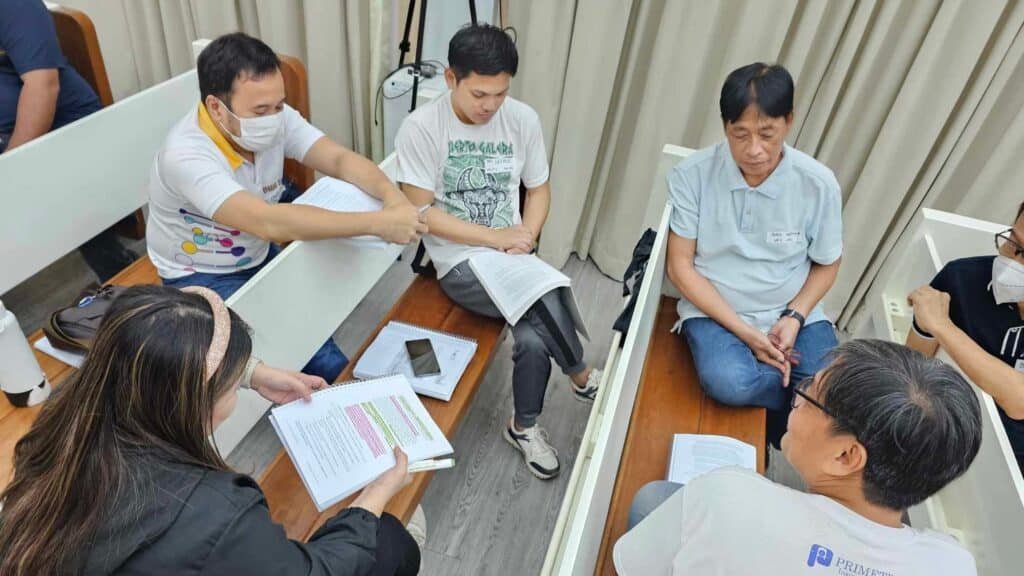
[440,260,586,427]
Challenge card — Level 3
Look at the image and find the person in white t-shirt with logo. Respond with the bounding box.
[395,25,601,481]
[149,33,426,384]
[615,339,980,575]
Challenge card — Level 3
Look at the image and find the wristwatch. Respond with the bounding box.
[780,308,806,328]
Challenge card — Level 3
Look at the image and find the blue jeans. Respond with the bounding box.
[682,318,838,412]
[627,480,684,530]
[162,245,348,382]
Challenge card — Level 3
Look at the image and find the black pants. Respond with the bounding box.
[372,513,420,576]
[78,227,138,282]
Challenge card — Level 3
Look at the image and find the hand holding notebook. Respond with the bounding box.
[269,375,454,511]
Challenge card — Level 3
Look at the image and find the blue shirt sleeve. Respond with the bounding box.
[668,163,699,239]
[0,0,63,75]
[806,173,843,265]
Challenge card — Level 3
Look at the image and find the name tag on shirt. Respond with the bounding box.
[1015,359,1024,373]
[263,182,285,202]
[484,156,514,175]
[767,231,803,245]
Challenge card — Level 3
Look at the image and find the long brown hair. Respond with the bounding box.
[0,285,252,575]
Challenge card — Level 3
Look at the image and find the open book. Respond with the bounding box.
[293,177,387,249]
[667,434,756,484]
[467,252,589,338]
[353,321,478,402]
[269,375,453,512]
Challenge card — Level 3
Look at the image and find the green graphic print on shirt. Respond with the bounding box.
[441,139,515,228]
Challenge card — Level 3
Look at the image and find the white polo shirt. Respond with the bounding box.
[147,103,323,279]
[668,141,843,332]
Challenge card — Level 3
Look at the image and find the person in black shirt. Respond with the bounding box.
[907,202,1024,471]
[0,286,421,575]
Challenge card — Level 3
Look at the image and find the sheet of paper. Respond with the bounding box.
[270,375,453,511]
[353,321,477,401]
[666,434,756,485]
[33,336,85,368]
[467,252,568,323]
[292,177,388,249]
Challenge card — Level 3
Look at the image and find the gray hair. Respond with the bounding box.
[818,339,982,510]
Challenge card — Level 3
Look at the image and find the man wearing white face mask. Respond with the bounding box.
[148,33,427,383]
[906,201,1024,471]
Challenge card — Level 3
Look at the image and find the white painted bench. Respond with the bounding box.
[542,145,767,575]
[855,208,1024,575]
[0,64,403,457]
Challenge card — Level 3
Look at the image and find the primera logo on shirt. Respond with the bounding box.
[806,544,895,576]
[808,545,834,567]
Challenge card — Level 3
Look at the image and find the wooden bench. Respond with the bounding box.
[0,257,160,488]
[541,145,766,576]
[0,27,378,489]
[592,297,765,575]
[261,275,507,534]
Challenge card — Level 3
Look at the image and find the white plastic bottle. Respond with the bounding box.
[0,300,51,407]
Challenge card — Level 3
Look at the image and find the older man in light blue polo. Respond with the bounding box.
[666,63,842,443]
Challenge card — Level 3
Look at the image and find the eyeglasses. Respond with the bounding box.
[791,376,830,414]
[995,229,1024,258]
[791,377,861,440]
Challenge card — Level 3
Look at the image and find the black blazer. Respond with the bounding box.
[81,452,383,575]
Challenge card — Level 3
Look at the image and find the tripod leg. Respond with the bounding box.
[399,0,417,66]
[410,0,428,112]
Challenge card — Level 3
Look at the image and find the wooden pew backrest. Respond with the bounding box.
[278,55,314,192]
[49,5,113,107]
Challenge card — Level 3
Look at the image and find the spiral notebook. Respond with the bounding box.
[269,375,453,511]
[353,321,478,401]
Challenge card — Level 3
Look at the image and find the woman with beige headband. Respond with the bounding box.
[0,285,420,575]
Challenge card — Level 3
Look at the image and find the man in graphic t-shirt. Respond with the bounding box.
[395,24,601,481]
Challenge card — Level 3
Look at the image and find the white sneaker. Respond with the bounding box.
[406,504,427,549]
[571,368,602,404]
[504,418,560,480]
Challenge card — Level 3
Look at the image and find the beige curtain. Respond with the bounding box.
[512,0,1024,331]
[56,0,393,158]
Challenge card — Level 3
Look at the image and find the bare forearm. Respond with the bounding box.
[335,150,407,206]
[668,260,753,340]
[788,259,840,317]
[932,322,1024,418]
[6,73,59,151]
[422,208,497,248]
[258,204,378,243]
[350,490,388,518]
[521,185,550,239]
